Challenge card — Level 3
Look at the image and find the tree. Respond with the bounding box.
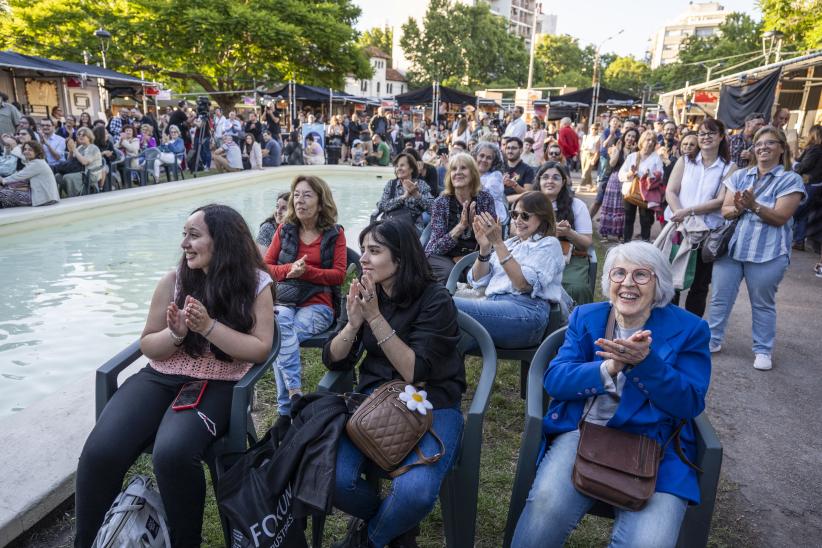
[0,0,373,111]
[359,26,393,65]
[399,0,528,88]
[760,0,822,52]
[534,34,587,83]
[603,56,650,97]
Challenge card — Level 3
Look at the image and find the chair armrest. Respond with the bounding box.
[318,370,355,393]
[95,340,144,420]
[445,252,479,295]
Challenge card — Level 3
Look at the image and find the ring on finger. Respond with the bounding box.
[618,345,626,354]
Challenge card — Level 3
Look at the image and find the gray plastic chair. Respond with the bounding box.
[502,327,723,548]
[95,321,281,546]
[587,246,598,294]
[124,148,160,186]
[314,311,498,548]
[446,251,566,398]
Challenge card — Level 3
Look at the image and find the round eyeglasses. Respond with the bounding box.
[609,267,655,285]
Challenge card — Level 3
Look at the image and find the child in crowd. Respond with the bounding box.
[351,139,365,167]
[522,137,539,167]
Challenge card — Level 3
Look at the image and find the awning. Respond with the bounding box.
[266,83,362,104]
[0,50,153,85]
[394,85,477,106]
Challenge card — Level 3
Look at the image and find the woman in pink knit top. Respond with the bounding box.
[74,204,275,548]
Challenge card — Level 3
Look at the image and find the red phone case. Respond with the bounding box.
[172,381,208,411]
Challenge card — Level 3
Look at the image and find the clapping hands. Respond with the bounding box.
[472,211,502,249]
[286,255,308,279]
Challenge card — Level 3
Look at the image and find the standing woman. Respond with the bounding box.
[708,126,805,371]
[75,204,274,548]
[793,125,822,254]
[325,220,465,547]
[579,123,601,189]
[665,119,734,317]
[535,162,594,305]
[619,130,664,242]
[454,191,566,349]
[424,153,497,284]
[598,128,639,240]
[264,176,347,417]
[526,118,547,164]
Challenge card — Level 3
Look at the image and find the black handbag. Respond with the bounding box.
[702,173,771,263]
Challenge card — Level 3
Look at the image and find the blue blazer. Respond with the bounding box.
[542,301,711,504]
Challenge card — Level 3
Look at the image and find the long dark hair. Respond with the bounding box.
[358,219,434,308]
[176,204,270,361]
[262,191,290,227]
[614,128,640,170]
[535,161,574,228]
[699,118,730,163]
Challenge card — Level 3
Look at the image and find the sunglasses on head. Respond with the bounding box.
[510,211,533,221]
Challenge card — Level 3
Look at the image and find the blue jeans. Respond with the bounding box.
[274,304,333,415]
[708,254,789,355]
[512,429,687,548]
[595,156,611,203]
[793,183,819,244]
[333,406,464,546]
[454,293,549,349]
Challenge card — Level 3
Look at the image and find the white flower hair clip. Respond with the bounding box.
[398,385,433,415]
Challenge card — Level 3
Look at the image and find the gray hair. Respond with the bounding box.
[168,124,180,134]
[600,241,674,308]
[471,141,503,172]
[560,117,572,127]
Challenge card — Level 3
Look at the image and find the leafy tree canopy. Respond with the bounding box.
[0,0,372,110]
[760,0,822,52]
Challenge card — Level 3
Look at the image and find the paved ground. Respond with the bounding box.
[577,184,822,547]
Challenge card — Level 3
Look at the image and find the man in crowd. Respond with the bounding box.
[221,111,242,142]
[369,107,389,141]
[658,120,680,184]
[0,92,21,136]
[502,106,527,140]
[501,137,535,203]
[213,107,226,139]
[261,130,282,167]
[730,112,766,168]
[264,107,282,143]
[167,101,190,148]
[772,106,799,159]
[557,117,580,171]
[366,133,391,166]
[245,111,264,143]
[107,108,132,142]
[39,119,66,166]
[211,134,243,173]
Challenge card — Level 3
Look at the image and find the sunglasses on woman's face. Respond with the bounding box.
[510,211,533,222]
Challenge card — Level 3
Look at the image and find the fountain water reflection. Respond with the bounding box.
[0,173,384,418]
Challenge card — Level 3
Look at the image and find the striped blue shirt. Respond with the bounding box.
[726,165,806,263]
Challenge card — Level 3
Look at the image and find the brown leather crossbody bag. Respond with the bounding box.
[572,310,699,511]
[346,380,445,478]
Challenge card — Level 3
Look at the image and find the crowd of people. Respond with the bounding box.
[2,83,817,546]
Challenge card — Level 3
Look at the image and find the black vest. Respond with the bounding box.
[276,223,342,316]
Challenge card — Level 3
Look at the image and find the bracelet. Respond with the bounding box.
[499,253,514,266]
[376,329,397,346]
[203,319,218,339]
[477,252,492,262]
[169,330,185,346]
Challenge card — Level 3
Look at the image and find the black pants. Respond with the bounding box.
[75,367,235,548]
[623,201,654,241]
[671,250,715,318]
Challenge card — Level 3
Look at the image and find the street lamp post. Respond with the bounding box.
[589,29,623,126]
[700,61,723,82]
[526,1,542,90]
[93,28,112,114]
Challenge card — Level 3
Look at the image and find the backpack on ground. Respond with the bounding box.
[91,475,171,548]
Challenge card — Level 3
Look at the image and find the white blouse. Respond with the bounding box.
[663,153,729,229]
[618,151,664,195]
[480,171,509,223]
[468,234,565,303]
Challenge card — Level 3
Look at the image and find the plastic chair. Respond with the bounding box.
[104,149,125,191]
[501,327,723,548]
[95,321,282,546]
[162,151,186,182]
[124,148,160,186]
[446,251,567,398]
[419,221,432,248]
[313,311,497,548]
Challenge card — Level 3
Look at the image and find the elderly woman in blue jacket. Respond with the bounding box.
[512,241,711,548]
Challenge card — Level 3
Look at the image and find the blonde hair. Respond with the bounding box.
[75,127,94,141]
[638,129,657,151]
[753,126,792,169]
[284,175,338,231]
[140,123,154,136]
[443,153,482,197]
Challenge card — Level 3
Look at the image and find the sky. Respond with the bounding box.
[353,0,761,59]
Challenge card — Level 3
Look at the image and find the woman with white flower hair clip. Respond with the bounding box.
[323,218,466,548]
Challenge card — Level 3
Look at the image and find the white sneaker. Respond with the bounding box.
[709,342,722,353]
[753,354,773,371]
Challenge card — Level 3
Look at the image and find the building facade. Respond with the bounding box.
[343,46,406,99]
[648,2,730,68]
[485,0,556,47]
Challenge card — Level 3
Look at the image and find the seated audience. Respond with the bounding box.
[57,127,103,197]
[472,141,509,224]
[454,191,565,348]
[263,176,346,419]
[241,133,263,170]
[512,241,711,548]
[74,204,275,548]
[303,134,325,165]
[38,118,66,166]
[212,134,243,173]
[92,126,117,191]
[261,130,282,167]
[367,133,391,166]
[403,147,440,196]
[424,153,497,284]
[283,131,304,166]
[0,141,59,207]
[256,191,290,252]
[375,152,434,233]
[324,219,465,548]
[156,124,186,178]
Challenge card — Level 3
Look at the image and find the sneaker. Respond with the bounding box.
[709,341,722,353]
[753,354,773,371]
[331,517,369,548]
[815,263,822,278]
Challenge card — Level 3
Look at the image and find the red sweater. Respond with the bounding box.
[558,126,580,158]
[264,224,347,309]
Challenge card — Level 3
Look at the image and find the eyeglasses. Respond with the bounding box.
[609,267,655,285]
[697,131,717,139]
[754,139,780,150]
[547,150,561,156]
[540,173,563,182]
[510,211,534,222]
